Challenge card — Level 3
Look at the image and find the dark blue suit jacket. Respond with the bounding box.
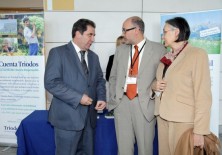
[44,41,106,131]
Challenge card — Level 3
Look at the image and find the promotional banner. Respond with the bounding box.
[0,13,46,144]
[161,10,222,136]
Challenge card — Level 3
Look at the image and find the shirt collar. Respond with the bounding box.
[133,38,146,50]
[71,41,88,54]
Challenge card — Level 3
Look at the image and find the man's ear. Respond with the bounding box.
[75,31,81,38]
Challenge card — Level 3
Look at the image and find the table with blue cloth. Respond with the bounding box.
[16,110,158,155]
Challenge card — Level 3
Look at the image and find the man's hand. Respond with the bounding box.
[80,94,93,105]
[95,101,106,111]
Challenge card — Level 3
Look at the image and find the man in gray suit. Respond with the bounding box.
[108,16,166,155]
[44,19,106,155]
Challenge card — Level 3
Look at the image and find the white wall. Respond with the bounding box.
[44,0,222,126]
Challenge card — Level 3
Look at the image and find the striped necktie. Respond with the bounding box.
[80,50,88,75]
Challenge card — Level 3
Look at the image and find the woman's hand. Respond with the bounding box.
[193,133,204,149]
[151,80,167,92]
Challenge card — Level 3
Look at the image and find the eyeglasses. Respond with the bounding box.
[122,27,136,34]
[163,29,176,35]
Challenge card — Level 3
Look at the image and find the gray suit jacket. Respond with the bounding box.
[108,39,166,122]
[44,41,106,131]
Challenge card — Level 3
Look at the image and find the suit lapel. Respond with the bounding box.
[67,42,87,79]
[87,51,93,79]
[168,52,185,69]
[122,46,131,75]
[164,45,188,78]
[138,40,153,75]
[157,63,165,80]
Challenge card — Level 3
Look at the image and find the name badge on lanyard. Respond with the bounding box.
[126,76,137,84]
[126,41,146,84]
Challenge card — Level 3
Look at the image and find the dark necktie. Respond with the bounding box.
[126,45,139,100]
[80,50,88,75]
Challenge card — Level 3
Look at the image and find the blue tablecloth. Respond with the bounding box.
[16,110,158,155]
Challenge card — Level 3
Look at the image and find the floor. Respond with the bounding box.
[0,134,222,155]
[0,145,16,155]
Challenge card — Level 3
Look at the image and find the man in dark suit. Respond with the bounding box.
[44,18,106,155]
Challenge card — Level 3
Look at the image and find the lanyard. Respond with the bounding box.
[130,41,146,69]
[162,41,188,78]
[174,41,188,59]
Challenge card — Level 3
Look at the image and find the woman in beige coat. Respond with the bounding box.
[152,17,212,155]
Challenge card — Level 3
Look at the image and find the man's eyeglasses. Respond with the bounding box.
[122,27,136,34]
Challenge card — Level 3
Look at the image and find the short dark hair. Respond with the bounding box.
[23,16,29,23]
[165,17,190,42]
[72,19,96,38]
